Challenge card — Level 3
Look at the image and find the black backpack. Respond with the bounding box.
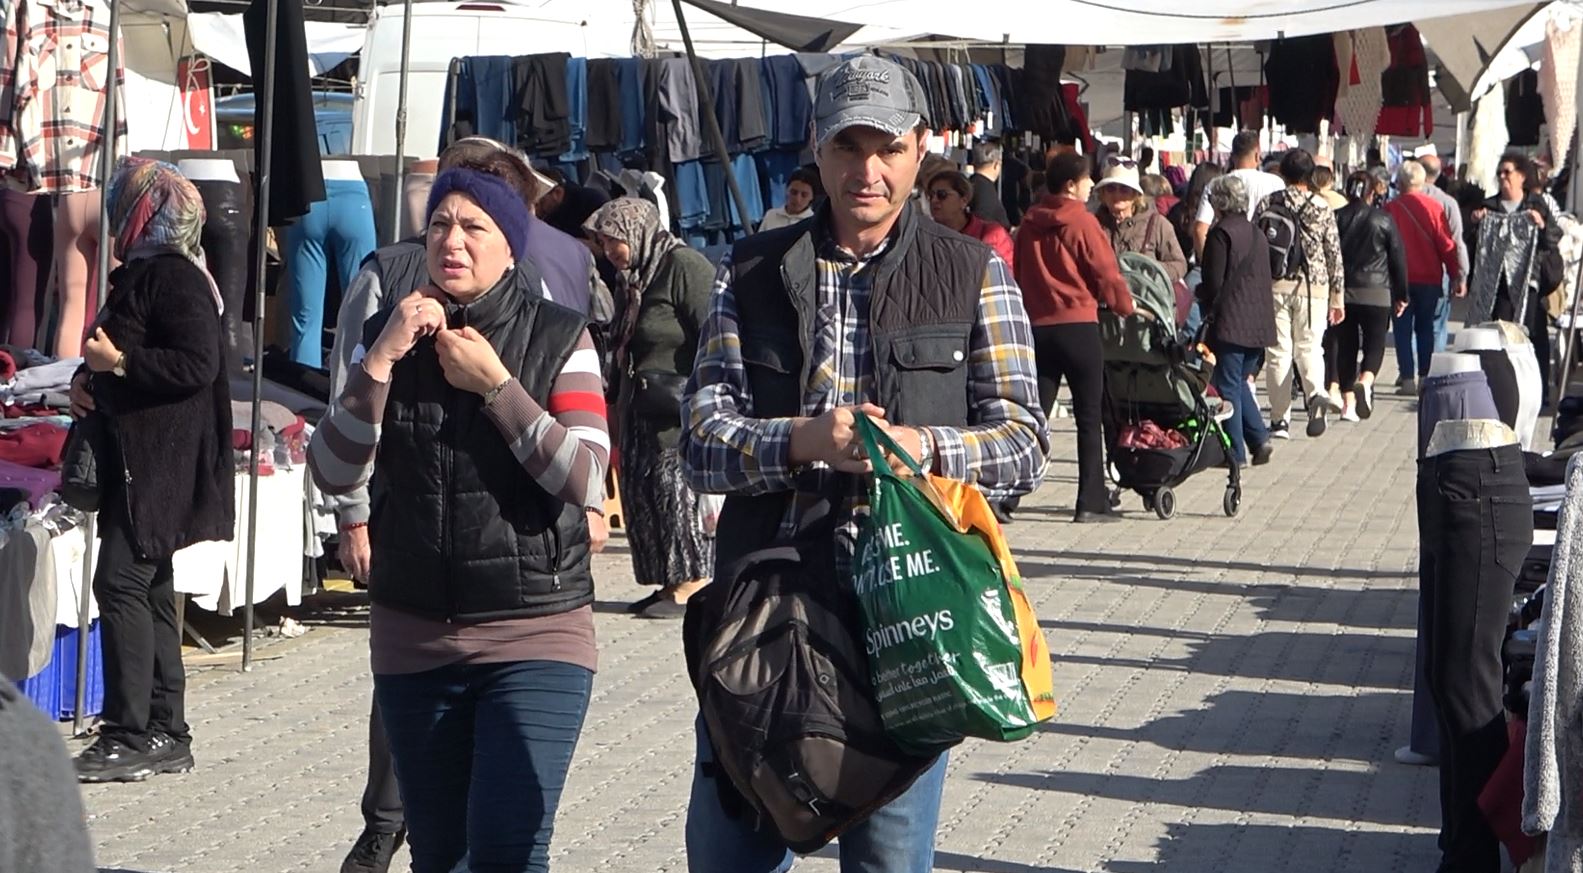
[683,498,946,853]
[1255,191,1310,281]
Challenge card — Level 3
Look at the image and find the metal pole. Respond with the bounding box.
[243,0,283,671]
[1556,255,1583,407]
[670,0,752,233]
[388,0,414,243]
[76,0,123,736]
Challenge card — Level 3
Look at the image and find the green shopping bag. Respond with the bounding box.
[850,413,1056,754]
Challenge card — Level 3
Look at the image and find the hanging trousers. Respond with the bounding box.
[1492,295,1551,407]
[0,188,53,348]
[1032,322,1108,515]
[93,496,189,752]
[192,180,253,372]
[1416,444,1531,873]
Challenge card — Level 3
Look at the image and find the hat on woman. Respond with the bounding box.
[425,168,532,259]
[1095,162,1144,195]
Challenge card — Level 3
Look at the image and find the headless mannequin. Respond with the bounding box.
[1428,352,1483,378]
[177,158,240,185]
[1455,327,1501,353]
[1456,327,1520,433]
[322,159,362,182]
[52,191,103,358]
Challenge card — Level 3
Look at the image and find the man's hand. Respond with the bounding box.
[586,510,609,554]
[788,404,925,475]
[1394,300,1409,318]
[68,371,94,420]
[338,524,371,583]
[1453,280,1468,298]
[436,326,512,396]
[84,327,121,373]
[1328,307,1346,326]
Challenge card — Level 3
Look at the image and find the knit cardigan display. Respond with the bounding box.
[1523,453,1583,872]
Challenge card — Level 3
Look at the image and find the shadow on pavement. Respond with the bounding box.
[809,845,1081,872]
[1050,629,1413,686]
[1102,821,1435,873]
[1022,547,1411,582]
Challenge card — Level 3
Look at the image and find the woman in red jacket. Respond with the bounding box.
[926,170,1014,269]
[1014,151,1135,523]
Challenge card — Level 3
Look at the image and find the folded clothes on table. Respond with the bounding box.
[0,423,67,469]
[0,459,60,508]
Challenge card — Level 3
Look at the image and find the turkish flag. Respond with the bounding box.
[178,56,214,150]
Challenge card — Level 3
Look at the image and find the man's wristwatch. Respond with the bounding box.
[111,352,128,378]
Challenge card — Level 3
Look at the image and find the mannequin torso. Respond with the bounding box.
[1428,352,1483,377]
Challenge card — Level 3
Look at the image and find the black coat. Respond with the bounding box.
[94,255,234,560]
[1335,202,1409,306]
[1196,213,1278,349]
[971,173,1012,229]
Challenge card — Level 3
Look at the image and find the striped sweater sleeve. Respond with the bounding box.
[481,330,610,511]
[309,331,611,512]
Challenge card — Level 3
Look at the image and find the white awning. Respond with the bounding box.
[185,12,366,76]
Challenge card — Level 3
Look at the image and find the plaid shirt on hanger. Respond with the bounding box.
[1,0,127,193]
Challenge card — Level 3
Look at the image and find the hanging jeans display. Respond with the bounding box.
[283,178,378,368]
[191,179,252,371]
[1416,443,1531,873]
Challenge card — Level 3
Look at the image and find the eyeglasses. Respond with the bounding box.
[1107,157,1137,169]
[929,189,956,201]
[1497,168,1515,176]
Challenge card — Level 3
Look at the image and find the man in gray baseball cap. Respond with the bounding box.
[678,53,1049,873]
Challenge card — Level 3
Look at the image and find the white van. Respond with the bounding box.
[350,0,616,158]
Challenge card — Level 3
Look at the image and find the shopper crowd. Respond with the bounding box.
[23,46,1575,873]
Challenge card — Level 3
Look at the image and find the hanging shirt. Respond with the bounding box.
[1376,24,1434,138]
[1,0,128,193]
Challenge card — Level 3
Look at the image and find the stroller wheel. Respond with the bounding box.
[1152,488,1177,520]
[1223,486,1242,518]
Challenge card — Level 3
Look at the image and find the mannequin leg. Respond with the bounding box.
[328,181,380,309]
[0,189,53,348]
[284,201,331,367]
[53,191,103,358]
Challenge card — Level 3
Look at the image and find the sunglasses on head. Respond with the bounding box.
[1107,156,1137,169]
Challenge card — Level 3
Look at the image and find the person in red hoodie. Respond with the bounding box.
[1385,160,1464,394]
[1015,151,1136,523]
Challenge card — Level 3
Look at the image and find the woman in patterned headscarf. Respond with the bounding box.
[585,197,718,618]
[67,157,233,784]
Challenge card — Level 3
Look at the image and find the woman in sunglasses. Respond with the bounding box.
[927,171,1014,269]
[1093,161,1188,285]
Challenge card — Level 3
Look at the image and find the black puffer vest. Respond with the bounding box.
[712,204,992,571]
[362,266,593,621]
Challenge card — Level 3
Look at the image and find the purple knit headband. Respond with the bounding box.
[425,168,531,259]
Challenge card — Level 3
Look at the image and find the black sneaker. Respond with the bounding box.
[75,736,159,783]
[1306,395,1329,437]
[1251,442,1275,466]
[148,732,195,775]
[1355,384,1374,420]
[1269,420,1291,440]
[342,827,406,873]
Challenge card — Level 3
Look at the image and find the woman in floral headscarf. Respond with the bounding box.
[67,157,233,784]
[586,197,717,618]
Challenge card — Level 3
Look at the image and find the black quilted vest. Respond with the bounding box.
[712,204,992,572]
[362,266,593,620]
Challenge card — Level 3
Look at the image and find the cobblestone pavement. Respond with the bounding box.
[80,384,1437,873]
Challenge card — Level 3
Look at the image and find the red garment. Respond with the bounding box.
[4,402,55,418]
[0,350,15,381]
[1386,193,1459,284]
[963,215,1015,272]
[0,422,66,468]
[1376,24,1434,137]
[1153,194,1179,217]
[1478,719,1538,867]
[1014,195,1135,326]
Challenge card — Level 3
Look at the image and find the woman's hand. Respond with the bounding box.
[1529,209,1546,229]
[435,326,511,396]
[84,328,121,373]
[1472,207,1488,223]
[365,289,446,381]
[68,371,94,420]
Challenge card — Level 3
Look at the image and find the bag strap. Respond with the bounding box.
[1397,196,1438,251]
[854,411,925,481]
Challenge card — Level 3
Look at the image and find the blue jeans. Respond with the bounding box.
[283,178,378,367]
[374,660,594,873]
[1433,277,1452,352]
[685,717,949,873]
[1210,341,1269,465]
[1392,282,1443,380]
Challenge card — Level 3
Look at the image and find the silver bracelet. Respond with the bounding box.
[482,378,513,406]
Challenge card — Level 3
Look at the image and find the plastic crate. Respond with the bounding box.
[15,622,103,721]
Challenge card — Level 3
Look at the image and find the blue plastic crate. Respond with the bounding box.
[16,622,103,721]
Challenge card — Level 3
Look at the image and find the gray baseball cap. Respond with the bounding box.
[814,56,928,148]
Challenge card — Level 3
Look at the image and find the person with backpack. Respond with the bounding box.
[1258,149,1347,439]
[1196,174,1278,467]
[1190,131,1286,259]
[1329,171,1409,421]
[1386,160,1464,395]
[678,55,1048,873]
[1018,150,1136,524]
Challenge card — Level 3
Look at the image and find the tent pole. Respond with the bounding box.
[670,0,752,234]
[243,0,283,672]
[76,0,124,737]
[389,0,414,243]
[1454,111,1469,179]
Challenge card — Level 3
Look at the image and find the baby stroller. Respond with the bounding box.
[1098,253,1240,520]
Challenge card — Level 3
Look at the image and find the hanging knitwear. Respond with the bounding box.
[1468,86,1508,196]
[1541,15,1580,172]
[1333,29,1390,146]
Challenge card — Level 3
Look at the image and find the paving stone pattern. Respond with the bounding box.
[80,385,1439,872]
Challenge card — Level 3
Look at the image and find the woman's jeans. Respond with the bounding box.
[1210,341,1268,465]
[685,716,949,873]
[1393,282,1443,380]
[375,660,593,873]
[283,179,378,367]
